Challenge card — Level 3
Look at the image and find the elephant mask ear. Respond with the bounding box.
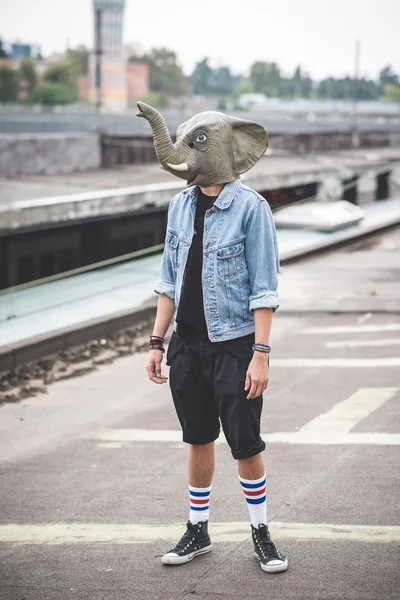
[229,117,268,175]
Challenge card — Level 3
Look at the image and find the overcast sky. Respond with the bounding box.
[1,0,399,79]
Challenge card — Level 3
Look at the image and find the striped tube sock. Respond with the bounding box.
[239,473,267,528]
[189,485,211,524]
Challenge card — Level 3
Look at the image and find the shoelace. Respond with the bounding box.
[171,522,197,552]
[256,526,282,561]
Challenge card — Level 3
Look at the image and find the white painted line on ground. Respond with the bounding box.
[302,323,400,335]
[95,429,183,443]
[90,429,202,443]
[325,339,400,348]
[267,432,400,445]
[299,388,398,435]
[358,313,372,324]
[0,522,398,545]
[272,358,400,367]
[91,429,400,446]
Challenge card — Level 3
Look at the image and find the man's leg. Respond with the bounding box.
[238,453,267,529]
[162,337,218,565]
[188,442,215,524]
[237,453,288,573]
[214,341,288,573]
[238,452,264,480]
[161,444,215,565]
[189,442,215,486]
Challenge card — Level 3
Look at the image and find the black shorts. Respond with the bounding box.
[166,325,265,460]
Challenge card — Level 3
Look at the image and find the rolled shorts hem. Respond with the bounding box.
[231,439,266,460]
[182,430,221,446]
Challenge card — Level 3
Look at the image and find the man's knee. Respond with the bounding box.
[238,452,264,466]
[190,441,215,453]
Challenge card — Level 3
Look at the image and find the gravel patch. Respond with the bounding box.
[0,319,164,405]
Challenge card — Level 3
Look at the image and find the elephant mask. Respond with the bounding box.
[136,102,268,188]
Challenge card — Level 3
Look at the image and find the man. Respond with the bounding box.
[138,101,288,573]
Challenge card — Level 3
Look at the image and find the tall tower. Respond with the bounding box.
[91,0,127,110]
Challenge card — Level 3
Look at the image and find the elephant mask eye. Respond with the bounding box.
[194,131,208,145]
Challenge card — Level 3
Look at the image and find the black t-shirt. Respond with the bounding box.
[176,189,217,337]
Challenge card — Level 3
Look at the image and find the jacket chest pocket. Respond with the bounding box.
[166,230,180,269]
[216,241,246,280]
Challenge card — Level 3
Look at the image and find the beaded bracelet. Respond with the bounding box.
[150,335,165,343]
[149,343,165,353]
[252,342,271,353]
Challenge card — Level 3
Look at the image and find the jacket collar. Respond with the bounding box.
[188,179,241,210]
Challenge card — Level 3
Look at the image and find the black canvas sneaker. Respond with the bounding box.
[252,524,288,573]
[161,521,212,565]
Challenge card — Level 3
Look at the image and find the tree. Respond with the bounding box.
[356,78,380,100]
[379,65,399,92]
[210,66,235,96]
[140,91,169,108]
[291,66,302,97]
[144,48,188,97]
[189,60,237,97]
[382,84,400,102]
[66,45,89,76]
[249,61,281,97]
[281,66,313,99]
[317,75,379,100]
[0,38,9,59]
[231,77,254,101]
[43,61,77,101]
[33,81,72,105]
[317,77,347,99]
[190,58,213,95]
[293,66,312,98]
[0,66,19,102]
[19,57,37,99]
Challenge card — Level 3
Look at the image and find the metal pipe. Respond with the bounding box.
[94,8,102,132]
[352,40,360,148]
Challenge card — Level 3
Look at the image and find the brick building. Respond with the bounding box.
[126,62,149,104]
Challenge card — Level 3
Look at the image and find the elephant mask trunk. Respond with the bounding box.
[136,102,177,167]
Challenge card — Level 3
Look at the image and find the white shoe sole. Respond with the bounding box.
[162,544,213,565]
[254,552,289,573]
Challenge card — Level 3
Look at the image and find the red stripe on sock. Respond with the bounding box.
[243,486,266,497]
[190,498,209,505]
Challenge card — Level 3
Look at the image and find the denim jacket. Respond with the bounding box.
[155,179,280,342]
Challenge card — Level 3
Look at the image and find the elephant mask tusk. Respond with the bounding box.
[166,162,189,172]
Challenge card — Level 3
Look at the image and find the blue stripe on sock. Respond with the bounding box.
[246,495,266,505]
[240,478,266,490]
[190,505,209,511]
[190,490,211,497]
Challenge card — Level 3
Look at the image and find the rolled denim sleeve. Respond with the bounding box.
[154,242,176,301]
[246,200,280,312]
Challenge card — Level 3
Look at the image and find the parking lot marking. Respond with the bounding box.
[267,432,400,445]
[92,429,400,446]
[358,313,372,324]
[325,339,400,348]
[0,522,398,545]
[90,385,399,448]
[272,358,400,367]
[299,387,398,435]
[301,323,400,335]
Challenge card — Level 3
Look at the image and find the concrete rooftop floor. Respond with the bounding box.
[0,227,400,599]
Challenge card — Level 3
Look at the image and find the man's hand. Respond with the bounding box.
[146,349,168,384]
[245,352,269,399]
